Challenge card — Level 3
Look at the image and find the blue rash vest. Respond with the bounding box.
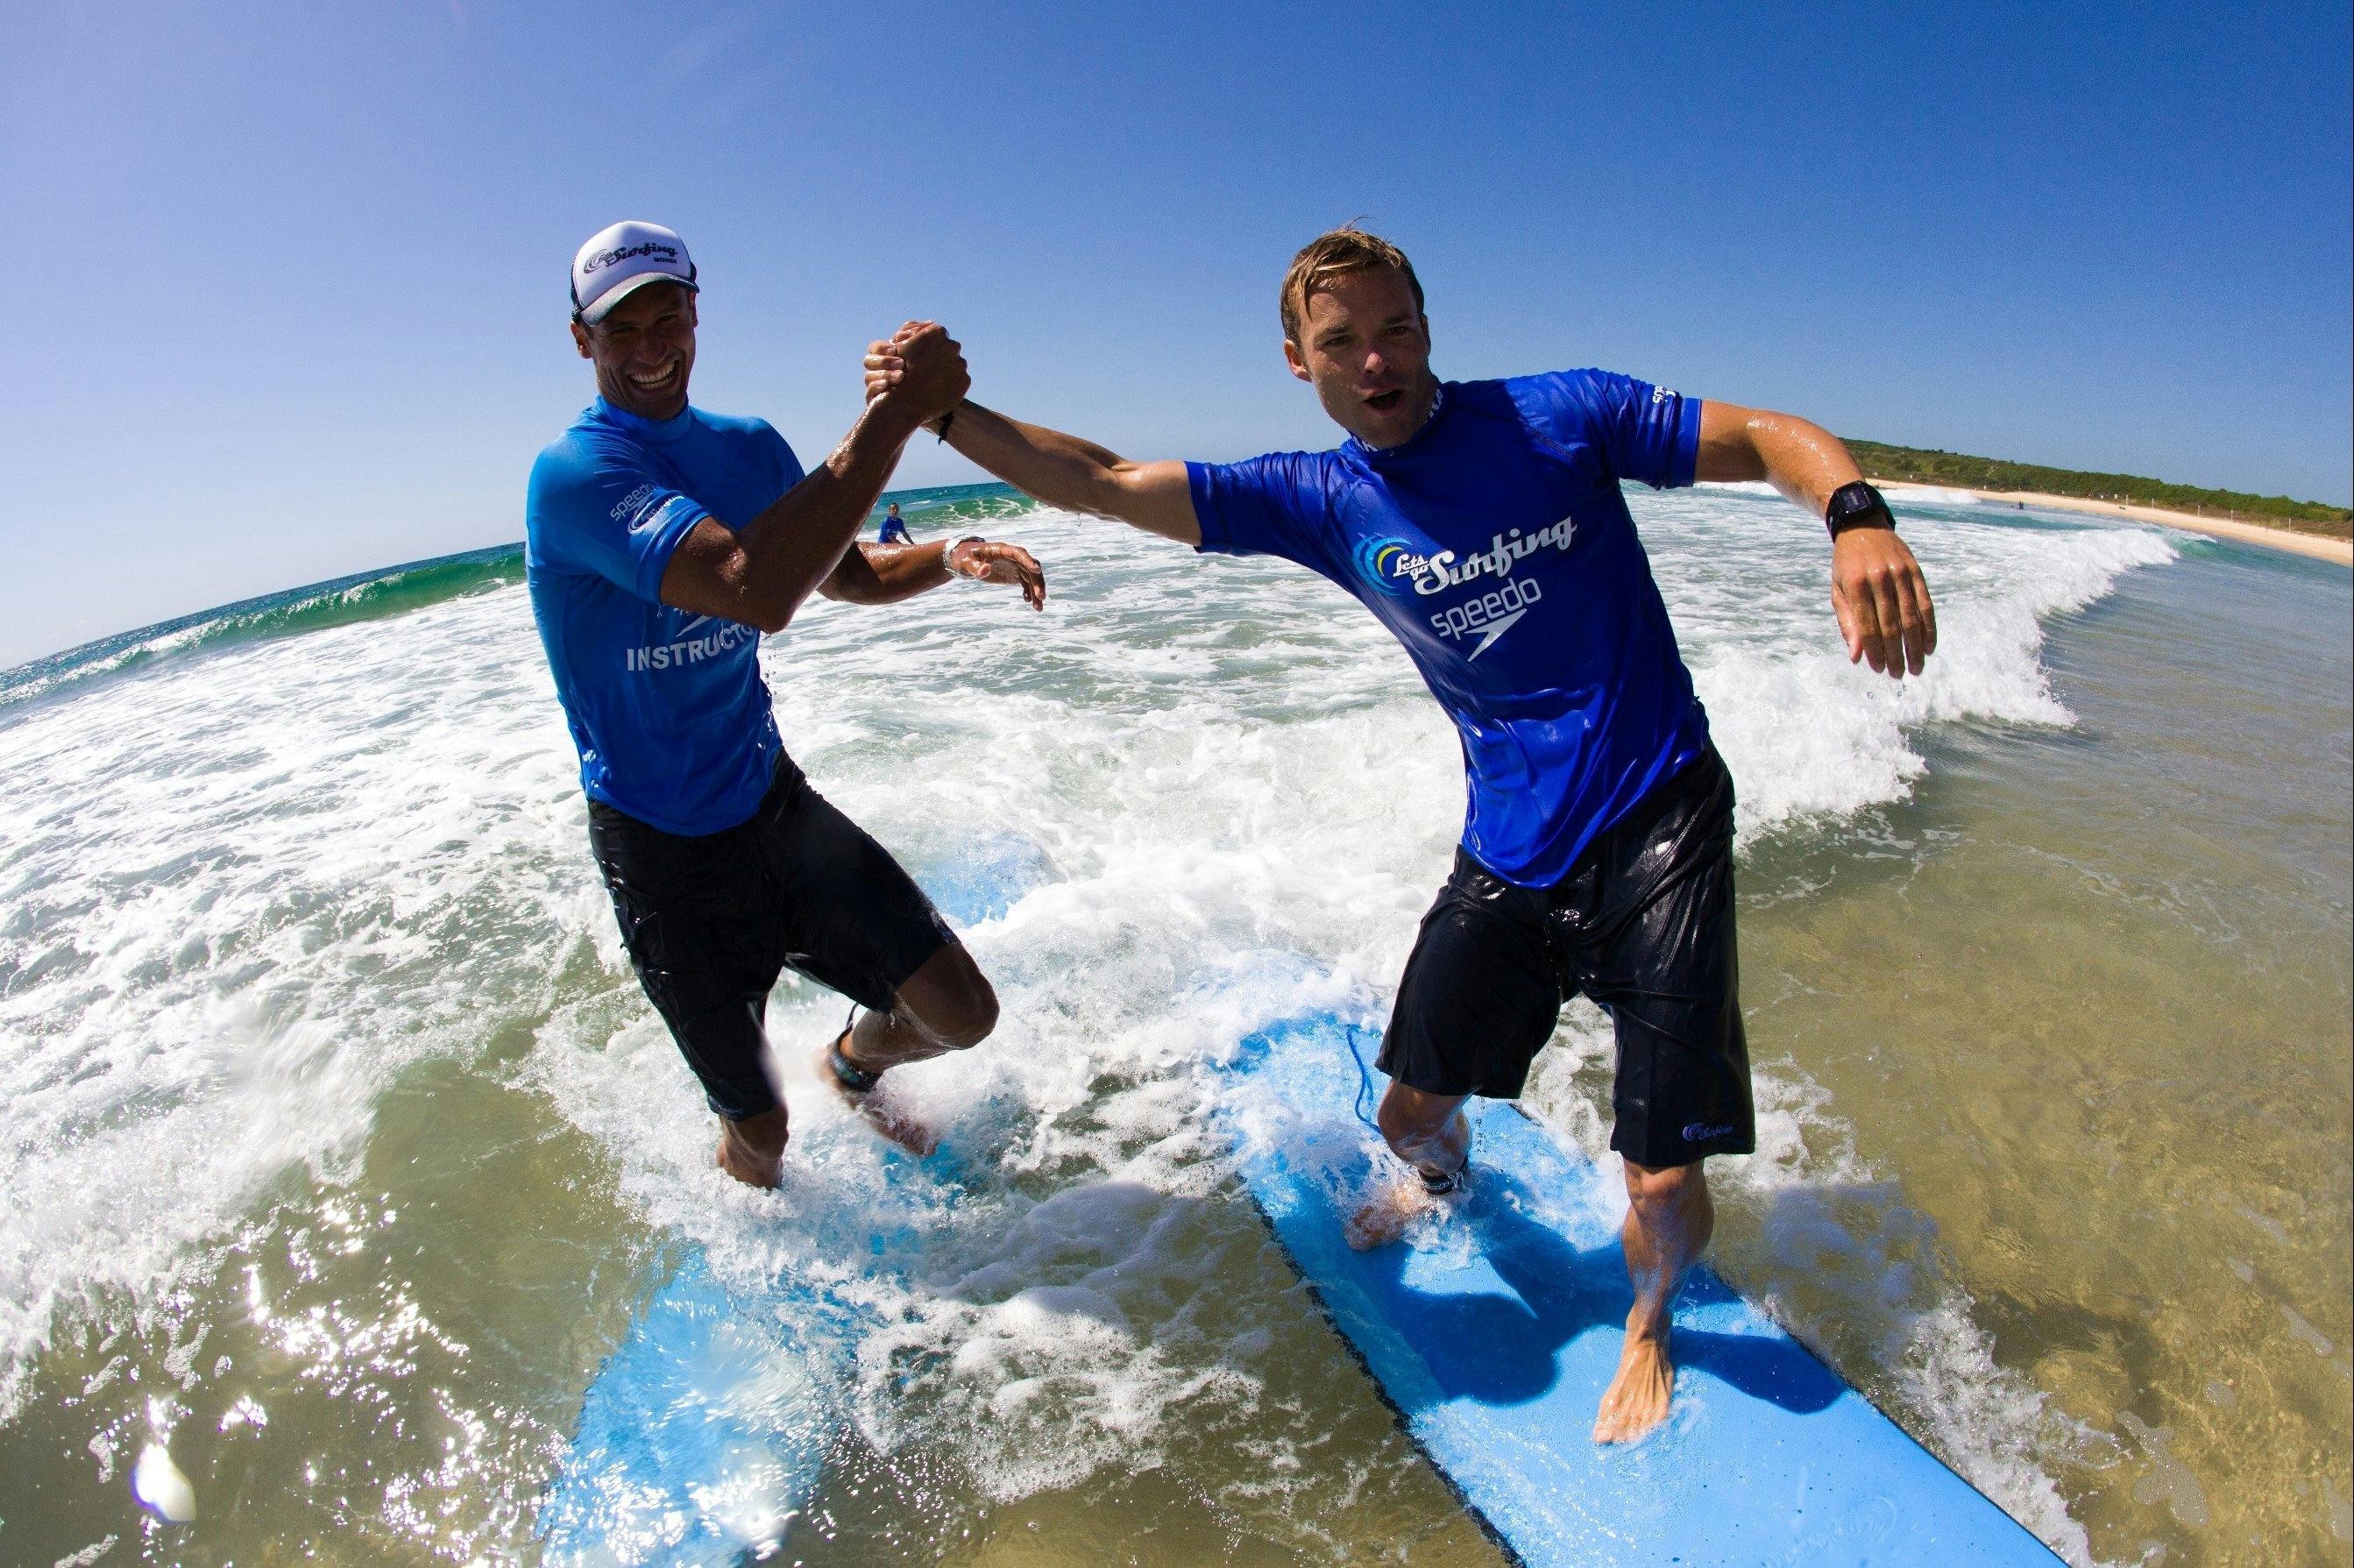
[1188,371,1711,887]
[525,398,804,835]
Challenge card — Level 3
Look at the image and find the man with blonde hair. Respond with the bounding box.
[868,227,1936,1443]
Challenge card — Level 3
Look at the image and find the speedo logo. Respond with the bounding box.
[1683,1121,1737,1144]
[1359,517,1577,598]
[611,482,657,522]
[624,614,752,672]
[1432,576,1542,660]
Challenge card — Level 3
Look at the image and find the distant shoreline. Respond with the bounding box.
[1873,480,2354,567]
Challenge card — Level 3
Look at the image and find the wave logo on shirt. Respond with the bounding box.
[1354,536,1442,598]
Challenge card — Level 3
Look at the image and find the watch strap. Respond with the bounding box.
[941,536,986,578]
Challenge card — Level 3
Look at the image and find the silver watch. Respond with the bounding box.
[941,536,986,579]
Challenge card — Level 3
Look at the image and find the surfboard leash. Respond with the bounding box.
[1344,1020,1468,1195]
[1343,1024,1382,1133]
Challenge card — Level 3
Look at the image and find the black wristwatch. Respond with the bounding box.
[1825,480,1896,538]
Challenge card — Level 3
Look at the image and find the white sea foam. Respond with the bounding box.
[0,486,2173,1556]
[0,592,585,1423]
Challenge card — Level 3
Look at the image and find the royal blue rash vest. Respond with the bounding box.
[1188,371,1712,888]
[526,398,804,835]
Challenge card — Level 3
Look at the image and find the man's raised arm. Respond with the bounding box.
[659,323,969,633]
[865,333,1200,546]
[1695,401,1938,679]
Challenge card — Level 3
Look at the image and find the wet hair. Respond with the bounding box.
[1280,226,1425,345]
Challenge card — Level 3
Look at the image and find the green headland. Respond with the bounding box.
[1847,439,2354,541]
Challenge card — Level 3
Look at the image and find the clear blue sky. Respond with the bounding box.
[5,0,2349,666]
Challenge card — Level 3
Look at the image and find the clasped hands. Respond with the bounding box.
[864,319,964,427]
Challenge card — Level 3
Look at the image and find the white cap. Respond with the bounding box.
[570,221,698,323]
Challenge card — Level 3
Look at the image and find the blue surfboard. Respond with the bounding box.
[537,1251,830,1563]
[1218,1011,2064,1567]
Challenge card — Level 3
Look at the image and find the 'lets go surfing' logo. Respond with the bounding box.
[1355,518,1576,600]
[1354,518,1579,661]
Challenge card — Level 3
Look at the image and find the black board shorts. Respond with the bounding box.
[587,754,955,1121]
[1377,747,1756,1168]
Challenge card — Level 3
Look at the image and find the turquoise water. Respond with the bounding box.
[0,484,2343,1564]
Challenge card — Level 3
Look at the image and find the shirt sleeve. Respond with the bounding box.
[527,436,712,603]
[1521,369,1702,490]
[1186,451,1334,571]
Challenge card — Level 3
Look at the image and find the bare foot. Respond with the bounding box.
[714,1106,789,1189]
[1592,1330,1677,1444]
[1345,1180,1435,1252]
[819,1033,938,1157]
[714,1133,783,1188]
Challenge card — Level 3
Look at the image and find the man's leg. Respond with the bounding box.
[718,935,996,1175]
[1581,747,1751,1442]
[1592,1154,1715,1443]
[823,940,999,1155]
[1348,1080,1473,1251]
[683,994,792,1189]
[757,771,1000,1154]
[1356,850,1560,1250]
[840,940,1000,1069]
[716,1104,792,1188]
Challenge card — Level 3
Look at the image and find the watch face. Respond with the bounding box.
[1827,483,1894,534]
[1829,484,1878,523]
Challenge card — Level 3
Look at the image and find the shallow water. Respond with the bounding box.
[0,485,2343,1565]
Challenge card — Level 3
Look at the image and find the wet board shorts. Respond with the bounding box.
[1377,746,1756,1169]
[587,754,955,1121]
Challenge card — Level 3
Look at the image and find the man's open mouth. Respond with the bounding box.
[629,365,679,391]
[1365,388,1404,411]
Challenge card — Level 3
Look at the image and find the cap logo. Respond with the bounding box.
[582,241,680,275]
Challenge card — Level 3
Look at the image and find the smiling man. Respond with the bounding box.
[528,221,1046,1188]
[867,226,1937,1444]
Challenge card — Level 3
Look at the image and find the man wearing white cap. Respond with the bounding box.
[527,221,1046,1187]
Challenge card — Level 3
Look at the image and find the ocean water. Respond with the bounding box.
[0,482,2345,1566]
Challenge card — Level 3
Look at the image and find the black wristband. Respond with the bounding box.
[1419,1161,1469,1196]
[1825,479,1895,538]
[935,406,956,443]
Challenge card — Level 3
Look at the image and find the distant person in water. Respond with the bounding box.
[526,221,1047,1187]
[878,501,913,543]
[868,226,1938,1444]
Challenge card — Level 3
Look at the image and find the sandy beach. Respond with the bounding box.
[1874,479,2354,565]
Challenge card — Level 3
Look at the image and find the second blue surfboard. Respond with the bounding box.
[1218,1011,2064,1567]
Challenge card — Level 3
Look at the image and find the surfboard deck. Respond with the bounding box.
[1218,1011,2065,1568]
[536,1249,832,1564]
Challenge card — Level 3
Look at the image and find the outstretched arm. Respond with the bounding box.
[864,336,1201,546]
[819,536,1047,609]
[1696,401,1938,678]
[656,323,969,633]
